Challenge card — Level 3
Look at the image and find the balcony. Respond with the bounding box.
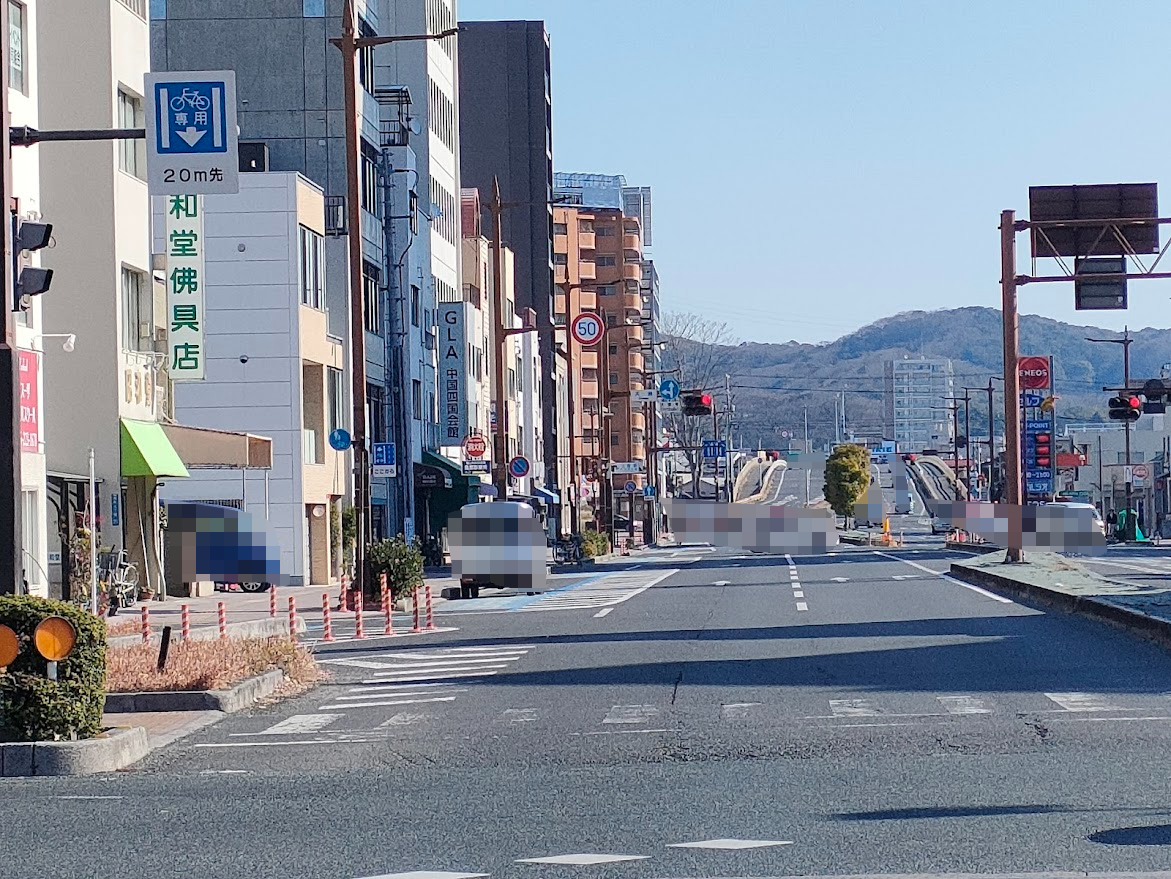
[578,231,595,250]
[630,411,646,431]
[623,291,643,312]
[622,263,640,281]
[580,261,597,280]
[579,290,596,311]
[623,233,640,251]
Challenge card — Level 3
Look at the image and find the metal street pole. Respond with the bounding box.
[488,178,509,502]
[1087,328,1134,535]
[331,3,459,600]
[804,405,810,454]
[1098,433,1105,515]
[1000,209,1023,562]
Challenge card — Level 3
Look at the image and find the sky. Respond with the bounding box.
[461,0,1171,346]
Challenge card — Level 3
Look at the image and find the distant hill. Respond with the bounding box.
[687,307,1171,449]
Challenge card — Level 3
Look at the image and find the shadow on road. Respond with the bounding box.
[1089,823,1171,845]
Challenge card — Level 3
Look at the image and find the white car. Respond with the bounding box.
[1046,501,1107,537]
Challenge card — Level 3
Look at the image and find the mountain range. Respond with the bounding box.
[703,307,1171,449]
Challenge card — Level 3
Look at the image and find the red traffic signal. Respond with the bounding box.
[700,393,712,407]
[1108,395,1142,422]
[682,390,714,417]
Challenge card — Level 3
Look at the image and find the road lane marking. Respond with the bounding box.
[378,712,432,727]
[721,702,760,719]
[593,607,614,618]
[793,590,804,598]
[603,704,660,724]
[873,551,1014,603]
[253,714,341,735]
[318,696,458,710]
[1045,692,1123,712]
[501,708,538,723]
[713,580,730,586]
[795,601,808,611]
[334,688,467,700]
[195,739,374,748]
[830,577,848,582]
[55,795,124,800]
[362,670,498,683]
[355,871,488,879]
[517,855,650,866]
[829,699,881,717]
[668,839,794,850]
[937,695,992,715]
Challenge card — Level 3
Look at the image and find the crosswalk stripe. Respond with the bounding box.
[937,695,992,715]
[501,708,538,723]
[603,704,659,724]
[340,688,467,699]
[252,714,342,735]
[829,699,881,717]
[363,670,499,683]
[1045,692,1122,712]
[356,659,512,672]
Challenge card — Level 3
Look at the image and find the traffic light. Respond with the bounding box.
[681,390,713,417]
[12,219,53,312]
[1142,378,1169,414]
[1108,395,1142,422]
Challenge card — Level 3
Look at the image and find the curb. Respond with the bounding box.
[949,562,1171,651]
[103,668,286,714]
[0,725,150,777]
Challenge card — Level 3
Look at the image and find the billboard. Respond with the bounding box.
[438,303,469,444]
[1020,355,1055,501]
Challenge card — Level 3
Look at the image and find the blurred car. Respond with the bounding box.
[163,502,283,592]
[1046,501,1107,537]
[448,501,548,599]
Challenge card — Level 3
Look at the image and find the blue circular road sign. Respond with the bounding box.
[508,456,531,479]
[625,480,638,493]
[328,428,352,451]
[659,379,681,401]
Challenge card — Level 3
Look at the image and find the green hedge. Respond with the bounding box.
[367,536,424,600]
[0,596,107,742]
[581,529,610,558]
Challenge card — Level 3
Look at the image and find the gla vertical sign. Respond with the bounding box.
[145,71,240,195]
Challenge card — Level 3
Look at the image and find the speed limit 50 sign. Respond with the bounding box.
[570,313,603,346]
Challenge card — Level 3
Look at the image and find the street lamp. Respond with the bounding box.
[330,3,458,600]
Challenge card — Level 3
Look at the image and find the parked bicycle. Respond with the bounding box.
[98,549,139,613]
[553,535,583,565]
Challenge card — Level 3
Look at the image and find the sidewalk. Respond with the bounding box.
[950,551,1171,648]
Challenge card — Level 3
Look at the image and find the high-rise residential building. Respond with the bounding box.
[457,20,565,520]
[883,356,956,451]
[152,1,454,544]
[553,173,648,536]
[9,0,49,596]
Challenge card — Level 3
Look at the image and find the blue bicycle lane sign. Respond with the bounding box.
[145,70,239,195]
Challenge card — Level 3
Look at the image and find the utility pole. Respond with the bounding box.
[330,2,458,598]
[489,177,508,502]
[0,0,19,594]
[1098,433,1105,515]
[1000,209,1023,562]
[803,405,810,454]
[1087,327,1133,533]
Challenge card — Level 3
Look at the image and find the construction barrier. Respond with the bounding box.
[381,573,394,636]
[140,606,150,645]
[321,592,334,642]
[424,582,435,631]
[180,603,191,641]
[412,586,422,633]
[217,600,227,639]
[354,588,365,640]
[269,586,277,617]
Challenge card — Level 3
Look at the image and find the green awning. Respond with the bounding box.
[423,450,465,482]
[120,418,190,478]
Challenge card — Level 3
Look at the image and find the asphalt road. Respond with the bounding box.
[7,540,1171,879]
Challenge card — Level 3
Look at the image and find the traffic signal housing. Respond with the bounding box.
[1108,395,1142,422]
[681,390,713,417]
[1142,378,1169,414]
[12,219,53,312]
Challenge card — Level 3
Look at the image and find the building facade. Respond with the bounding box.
[158,173,344,587]
[9,0,49,595]
[457,20,563,511]
[883,356,956,452]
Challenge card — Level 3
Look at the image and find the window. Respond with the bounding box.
[327,367,345,433]
[429,179,457,245]
[428,78,455,151]
[581,368,598,383]
[410,285,420,326]
[596,225,616,237]
[596,255,616,267]
[608,344,618,355]
[367,384,386,443]
[553,253,567,265]
[553,223,567,235]
[358,20,376,93]
[611,433,620,447]
[8,2,24,94]
[426,0,455,58]
[299,226,325,309]
[597,285,615,296]
[21,490,38,589]
[120,267,150,351]
[361,144,379,215]
[609,373,618,386]
[409,190,419,235]
[412,379,423,421]
[578,219,594,233]
[362,262,380,333]
[117,90,146,179]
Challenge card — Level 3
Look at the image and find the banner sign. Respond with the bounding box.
[439,302,468,443]
[165,194,206,381]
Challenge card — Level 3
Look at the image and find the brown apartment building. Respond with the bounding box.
[554,205,647,532]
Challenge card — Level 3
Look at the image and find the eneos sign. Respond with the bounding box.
[1018,356,1051,389]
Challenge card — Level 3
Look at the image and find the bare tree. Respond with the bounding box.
[659,313,737,494]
